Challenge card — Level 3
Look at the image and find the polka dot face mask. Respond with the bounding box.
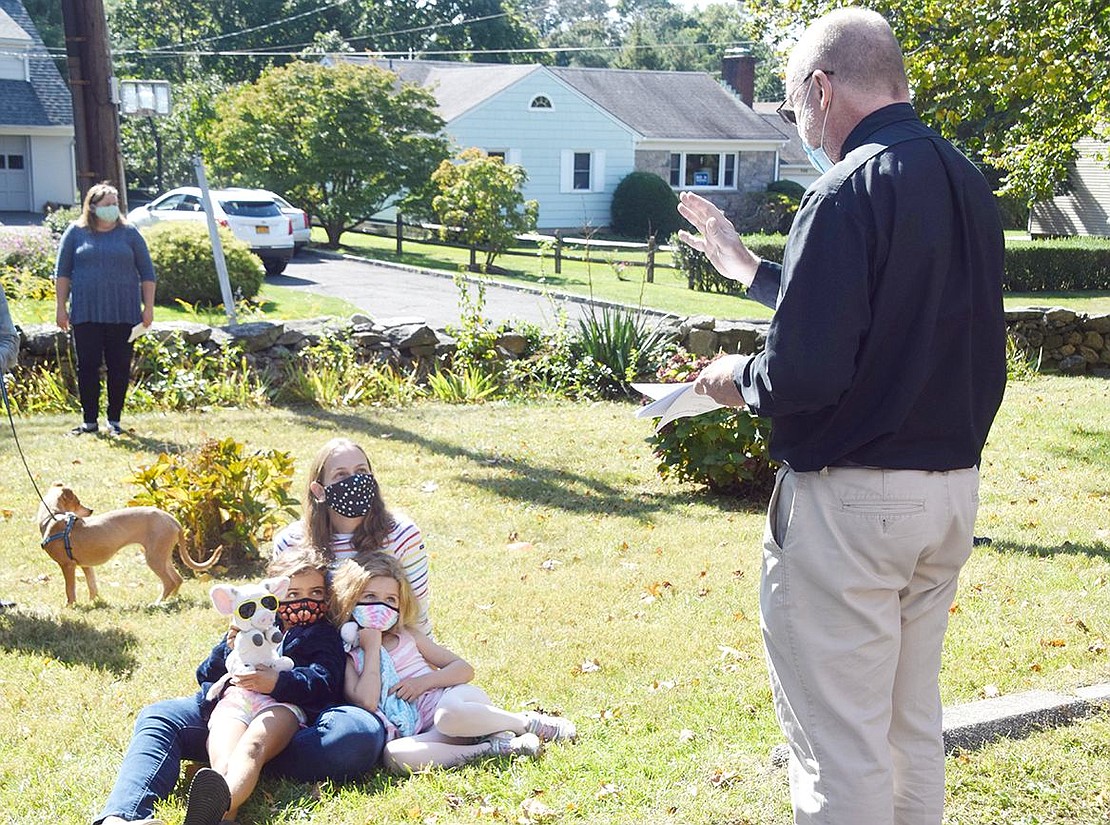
[324,473,378,518]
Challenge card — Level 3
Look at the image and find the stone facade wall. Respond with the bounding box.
[14,307,1110,380]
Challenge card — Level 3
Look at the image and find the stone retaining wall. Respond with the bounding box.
[13,307,1110,378]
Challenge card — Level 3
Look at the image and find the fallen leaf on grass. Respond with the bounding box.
[574,658,601,675]
[678,728,696,743]
[519,797,556,821]
[1041,638,1067,648]
[0,508,12,520]
[595,783,620,800]
[540,559,562,571]
[708,768,739,788]
[981,684,1000,699]
[420,481,439,493]
[647,679,676,692]
[1088,639,1106,654]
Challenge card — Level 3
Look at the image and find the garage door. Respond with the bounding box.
[0,136,30,211]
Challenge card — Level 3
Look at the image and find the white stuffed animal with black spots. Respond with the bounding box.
[206,576,294,701]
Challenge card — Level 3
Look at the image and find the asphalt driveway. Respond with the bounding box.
[271,250,640,330]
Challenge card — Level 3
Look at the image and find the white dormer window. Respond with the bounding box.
[529,95,554,111]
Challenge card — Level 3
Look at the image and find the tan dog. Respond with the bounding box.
[36,483,222,606]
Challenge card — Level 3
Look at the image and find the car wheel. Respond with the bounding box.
[263,258,288,275]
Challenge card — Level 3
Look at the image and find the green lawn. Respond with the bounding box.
[316,229,1110,320]
[13,280,363,326]
[0,373,1107,824]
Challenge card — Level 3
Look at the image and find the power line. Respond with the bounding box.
[148,0,355,52]
[109,39,756,61]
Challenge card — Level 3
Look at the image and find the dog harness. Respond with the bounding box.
[41,512,79,560]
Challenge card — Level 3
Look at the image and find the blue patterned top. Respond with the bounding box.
[54,223,156,325]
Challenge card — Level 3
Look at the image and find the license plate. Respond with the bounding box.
[256,225,269,234]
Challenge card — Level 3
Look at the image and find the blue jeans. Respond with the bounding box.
[94,696,386,823]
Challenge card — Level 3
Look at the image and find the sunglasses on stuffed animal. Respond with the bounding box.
[236,594,280,620]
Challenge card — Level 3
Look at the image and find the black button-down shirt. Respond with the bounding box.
[736,103,1006,472]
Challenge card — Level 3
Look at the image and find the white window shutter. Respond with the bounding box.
[592,150,606,192]
[507,148,522,166]
[560,150,573,193]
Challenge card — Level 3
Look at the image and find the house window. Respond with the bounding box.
[487,150,507,161]
[669,152,740,189]
[560,149,605,193]
[7,155,23,171]
[530,95,553,110]
[573,152,591,190]
[724,153,736,187]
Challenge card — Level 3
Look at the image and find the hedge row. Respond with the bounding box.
[674,234,1110,295]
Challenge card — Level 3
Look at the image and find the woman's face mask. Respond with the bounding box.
[352,601,398,631]
[94,203,120,223]
[324,473,378,518]
[278,597,328,628]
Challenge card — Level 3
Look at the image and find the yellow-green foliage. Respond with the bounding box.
[142,221,264,306]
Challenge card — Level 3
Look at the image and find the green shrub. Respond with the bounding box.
[1003,238,1110,291]
[609,171,683,240]
[767,179,806,201]
[127,437,299,575]
[576,305,674,396]
[129,333,270,410]
[732,191,797,234]
[671,233,786,295]
[647,349,777,497]
[43,205,80,238]
[0,227,55,299]
[142,221,264,306]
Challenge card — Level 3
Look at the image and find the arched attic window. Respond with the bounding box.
[529,94,554,111]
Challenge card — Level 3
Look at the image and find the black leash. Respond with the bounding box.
[1,375,57,517]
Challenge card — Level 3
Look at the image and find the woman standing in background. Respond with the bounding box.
[54,181,155,436]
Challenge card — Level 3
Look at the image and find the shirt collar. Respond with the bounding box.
[841,102,919,156]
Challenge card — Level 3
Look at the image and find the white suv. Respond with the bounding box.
[129,186,295,275]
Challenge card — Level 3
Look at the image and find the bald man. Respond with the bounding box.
[678,8,1005,825]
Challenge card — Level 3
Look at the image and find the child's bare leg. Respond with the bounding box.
[383,729,508,773]
[431,685,527,738]
[223,707,300,819]
[207,717,249,775]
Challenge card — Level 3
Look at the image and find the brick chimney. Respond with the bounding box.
[721,47,756,108]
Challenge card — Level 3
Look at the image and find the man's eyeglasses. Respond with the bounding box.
[776,69,834,126]
[236,594,280,620]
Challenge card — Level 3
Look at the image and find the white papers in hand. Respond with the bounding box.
[631,382,725,432]
[128,323,149,343]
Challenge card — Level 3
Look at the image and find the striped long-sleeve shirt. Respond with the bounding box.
[273,515,431,637]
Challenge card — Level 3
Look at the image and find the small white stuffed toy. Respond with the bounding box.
[206,576,295,702]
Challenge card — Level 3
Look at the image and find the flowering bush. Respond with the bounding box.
[0,228,56,300]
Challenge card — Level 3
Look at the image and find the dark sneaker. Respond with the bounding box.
[69,423,98,436]
[183,767,230,825]
[107,422,124,436]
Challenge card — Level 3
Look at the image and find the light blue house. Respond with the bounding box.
[0,0,75,211]
[334,56,788,231]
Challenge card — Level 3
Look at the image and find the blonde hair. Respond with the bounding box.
[303,438,396,560]
[76,182,126,229]
[330,553,417,629]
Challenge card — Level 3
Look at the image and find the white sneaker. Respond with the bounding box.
[487,731,542,757]
[524,710,577,742]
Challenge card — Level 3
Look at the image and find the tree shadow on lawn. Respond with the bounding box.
[282,407,769,518]
[0,608,138,674]
[1053,425,1110,469]
[987,538,1110,561]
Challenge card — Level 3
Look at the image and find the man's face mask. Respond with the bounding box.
[324,473,378,518]
[352,601,399,631]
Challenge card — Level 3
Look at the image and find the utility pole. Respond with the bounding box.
[60,0,126,209]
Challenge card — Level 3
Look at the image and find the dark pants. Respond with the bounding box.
[72,322,134,425]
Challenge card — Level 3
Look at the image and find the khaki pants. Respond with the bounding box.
[761,464,979,825]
